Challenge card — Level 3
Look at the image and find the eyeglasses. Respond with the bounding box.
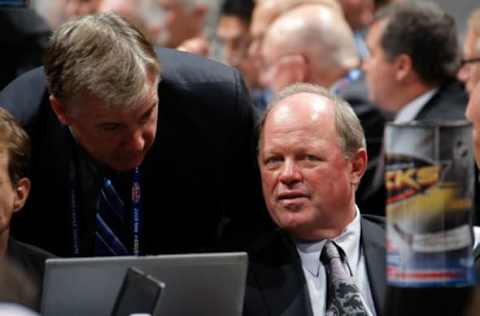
[460,57,480,67]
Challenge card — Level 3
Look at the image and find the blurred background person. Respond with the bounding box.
[158,0,210,54]
[360,1,467,216]
[31,0,66,30]
[247,0,342,110]
[217,0,267,110]
[458,8,480,95]
[337,0,375,59]
[248,0,341,82]
[259,3,385,174]
[98,0,166,48]
[64,0,101,17]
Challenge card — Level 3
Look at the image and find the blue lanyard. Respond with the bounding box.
[70,165,143,256]
[132,167,142,256]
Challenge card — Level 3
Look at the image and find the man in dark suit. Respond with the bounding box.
[244,83,385,316]
[0,108,53,311]
[0,12,270,257]
[359,1,468,216]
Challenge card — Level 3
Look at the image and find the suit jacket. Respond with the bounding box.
[0,48,272,256]
[7,238,54,311]
[243,215,386,316]
[357,81,468,216]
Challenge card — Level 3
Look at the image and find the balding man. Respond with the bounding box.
[248,0,341,86]
[260,4,385,181]
[244,83,385,316]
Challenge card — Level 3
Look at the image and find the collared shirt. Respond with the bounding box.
[296,208,376,316]
[394,89,438,123]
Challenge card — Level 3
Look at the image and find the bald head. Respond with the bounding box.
[257,83,367,239]
[249,0,342,79]
[261,4,358,89]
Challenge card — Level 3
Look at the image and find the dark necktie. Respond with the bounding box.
[95,178,130,256]
[321,240,369,316]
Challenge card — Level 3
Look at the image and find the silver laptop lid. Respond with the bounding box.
[41,252,247,316]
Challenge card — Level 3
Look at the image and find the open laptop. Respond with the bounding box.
[41,252,247,316]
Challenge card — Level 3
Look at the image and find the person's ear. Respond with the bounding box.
[291,54,309,83]
[394,54,413,82]
[12,178,31,213]
[350,148,368,187]
[49,95,71,125]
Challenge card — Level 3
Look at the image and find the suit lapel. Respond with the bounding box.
[361,217,386,313]
[251,232,313,316]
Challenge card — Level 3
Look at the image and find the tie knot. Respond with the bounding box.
[320,240,343,263]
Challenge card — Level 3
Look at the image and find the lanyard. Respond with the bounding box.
[69,162,143,256]
[132,167,142,256]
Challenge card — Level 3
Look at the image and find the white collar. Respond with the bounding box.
[296,207,362,277]
[394,88,438,123]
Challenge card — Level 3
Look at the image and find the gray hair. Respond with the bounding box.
[44,12,160,110]
[258,83,366,158]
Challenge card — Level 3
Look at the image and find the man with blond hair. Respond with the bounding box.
[0,12,267,257]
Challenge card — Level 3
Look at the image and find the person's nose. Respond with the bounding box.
[125,129,146,152]
[278,159,302,185]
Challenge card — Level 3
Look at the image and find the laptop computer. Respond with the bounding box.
[41,252,247,316]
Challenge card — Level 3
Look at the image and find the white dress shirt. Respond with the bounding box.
[296,208,377,316]
[394,89,438,123]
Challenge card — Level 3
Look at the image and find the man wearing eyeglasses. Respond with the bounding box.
[458,8,480,95]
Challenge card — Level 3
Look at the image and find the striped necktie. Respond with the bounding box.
[95,178,130,256]
[321,240,369,316]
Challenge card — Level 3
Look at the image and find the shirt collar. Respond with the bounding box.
[296,207,362,277]
[394,88,438,123]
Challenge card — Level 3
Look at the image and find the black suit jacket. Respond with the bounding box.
[357,81,468,216]
[243,215,386,316]
[7,238,54,311]
[0,48,271,256]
